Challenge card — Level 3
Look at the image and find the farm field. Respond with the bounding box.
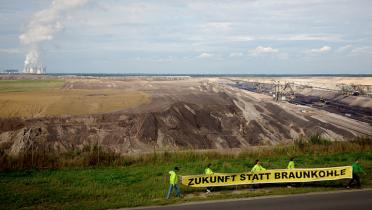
[0,80,149,118]
[0,80,64,93]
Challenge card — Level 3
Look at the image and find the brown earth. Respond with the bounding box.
[0,89,149,118]
[0,76,371,156]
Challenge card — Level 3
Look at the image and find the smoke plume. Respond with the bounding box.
[24,49,39,66]
[19,0,88,72]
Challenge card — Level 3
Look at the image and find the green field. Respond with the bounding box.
[1,139,371,210]
[0,80,64,93]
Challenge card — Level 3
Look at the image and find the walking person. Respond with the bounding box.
[347,158,367,189]
[204,163,214,193]
[166,166,181,199]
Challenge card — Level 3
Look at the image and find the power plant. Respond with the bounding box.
[23,63,46,74]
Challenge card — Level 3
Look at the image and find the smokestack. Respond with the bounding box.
[19,0,89,74]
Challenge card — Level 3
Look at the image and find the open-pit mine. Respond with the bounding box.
[0,75,371,156]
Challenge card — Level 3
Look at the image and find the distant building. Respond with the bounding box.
[2,69,19,74]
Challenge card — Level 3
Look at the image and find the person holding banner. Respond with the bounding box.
[347,158,367,189]
[166,166,181,199]
[287,157,295,188]
[287,157,295,169]
[251,159,266,189]
[251,159,266,172]
[204,163,214,193]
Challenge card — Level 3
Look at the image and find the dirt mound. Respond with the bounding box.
[0,97,367,156]
[1,77,371,156]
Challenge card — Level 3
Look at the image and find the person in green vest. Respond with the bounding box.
[347,158,367,189]
[251,159,266,189]
[251,159,266,172]
[204,163,214,193]
[287,157,295,188]
[287,157,295,169]
[166,166,181,199]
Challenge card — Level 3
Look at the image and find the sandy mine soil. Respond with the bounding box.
[0,75,371,156]
[231,76,372,90]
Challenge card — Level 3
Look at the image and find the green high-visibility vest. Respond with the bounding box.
[287,161,295,169]
[169,170,178,185]
[205,167,214,175]
[251,164,266,172]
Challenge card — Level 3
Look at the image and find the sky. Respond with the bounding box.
[0,0,372,74]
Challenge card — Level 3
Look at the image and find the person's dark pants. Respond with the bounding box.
[166,184,181,199]
[347,173,361,188]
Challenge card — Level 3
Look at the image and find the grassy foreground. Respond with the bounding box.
[1,139,372,210]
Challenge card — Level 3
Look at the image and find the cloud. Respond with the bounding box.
[224,36,254,42]
[336,44,353,53]
[0,48,22,54]
[310,46,332,53]
[19,0,88,45]
[284,34,342,41]
[198,52,213,58]
[229,52,243,57]
[19,0,89,69]
[248,46,279,56]
[2,0,372,74]
[200,22,233,33]
[351,47,372,54]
